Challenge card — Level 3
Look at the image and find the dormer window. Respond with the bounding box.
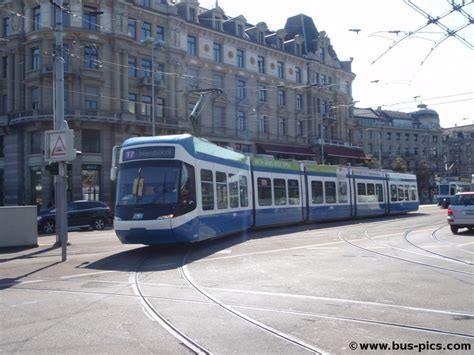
[320,47,325,63]
[213,16,221,30]
[189,7,196,22]
[237,24,244,37]
[295,43,301,56]
[277,38,283,50]
[258,32,264,44]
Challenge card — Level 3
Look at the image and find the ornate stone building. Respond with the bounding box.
[0,0,357,207]
[442,124,474,179]
[353,105,444,202]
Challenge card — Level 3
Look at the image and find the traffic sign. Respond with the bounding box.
[45,129,76,162]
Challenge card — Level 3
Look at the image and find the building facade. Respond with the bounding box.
[0,0,358,207]
[353,105,444,203]
[441,124,474,179]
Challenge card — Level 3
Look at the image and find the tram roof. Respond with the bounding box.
[122,134,248,164]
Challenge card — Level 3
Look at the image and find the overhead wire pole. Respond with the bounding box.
[52,0,68,261]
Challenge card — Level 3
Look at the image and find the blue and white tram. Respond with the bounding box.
[111,134,419,245]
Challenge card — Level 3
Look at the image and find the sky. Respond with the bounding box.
[199,0,473,128]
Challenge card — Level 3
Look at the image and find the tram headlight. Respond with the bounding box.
[157,214,174,220]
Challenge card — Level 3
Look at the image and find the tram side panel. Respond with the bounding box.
[251,160,305,228]
[184,159,253,241]
[386,172,419,214]
[305,164,352,222]
[350,167,387,218]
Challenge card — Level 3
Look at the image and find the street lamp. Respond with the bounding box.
[142,37,162,136]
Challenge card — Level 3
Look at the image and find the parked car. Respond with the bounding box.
[37,200,113,234]
[447,192,474,234]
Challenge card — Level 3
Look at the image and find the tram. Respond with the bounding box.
[434,177,471,207]
[111,134,419,245]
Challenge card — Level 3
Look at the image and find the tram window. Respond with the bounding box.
[311,181,323,204]
[357,183,366,203]
[376,184,383,202]
[390,184,398,202]
[274,178,287,205]
[176,163,196,215]
[201,169,214,210]
[404,185,410,201]
[410,186,417,201]
[228,174,239,208]
[257,177,272,206]
[338,181,348,203]
[239,175,249,207]
[450,185,456,195]
[398,185,404,201]
[288,179,300,205]
[367,183,376,203]
[325,181,336,203]
[216,171,228,209]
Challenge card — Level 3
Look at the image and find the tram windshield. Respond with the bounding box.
[116,160,195,210]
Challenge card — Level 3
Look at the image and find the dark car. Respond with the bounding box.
[37,200,113,234]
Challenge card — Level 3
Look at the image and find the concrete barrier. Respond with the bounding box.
[0,206,38,248]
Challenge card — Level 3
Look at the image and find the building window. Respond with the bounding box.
[277,89,286,106]
[156,97,164,118]
[237,24,244,37]
[237,80,246,99]
[84,46,98,69]
[141,95,151,117]
[0,135,3,158]
[258,84,267,102]
[186,67,199,89]
[295,67,302,83]
[128,93,137,114]
[30,87,39,110]
[414,134,418,142]
[33,6,41,31]
[387,132,391,140]
[30,131,42,154]
[277,37,283,50]
[296,94,303,111]
[138,0,150,7]
[2,17,11,37]
[85,86,98,110]
[82,129,101,153]
[58,3,71,27]
[259,115,269,133]
[31,48,40,70]
[297,121,304,136]
[82,165,101,201]
[214,106,224,128]
[320,47,325,63]
[278,117,287,136]
[187,35,197,56]
[1,95,7,114]
[258,56,265,74]
[2,56,6,78]
[128,18,136,39]
[213,16,221,30]
[141,22,151,40]
[213,42,222,62]
[277,61,284,79]
[141,58,152,77]
[213,73,224,89]
[83,6,99,31]
[128,56,137,77]
[236,49,244,68]
[189,7,196,22]
[238,111,247,131]
[295,43,301,56]
[258,32,264,44]
[156,25,165,41]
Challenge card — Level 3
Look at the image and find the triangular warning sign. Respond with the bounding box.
[51,135,66,157]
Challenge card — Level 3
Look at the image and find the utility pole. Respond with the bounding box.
[53,0,68,261]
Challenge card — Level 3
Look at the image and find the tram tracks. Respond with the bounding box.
[338,221,474,276]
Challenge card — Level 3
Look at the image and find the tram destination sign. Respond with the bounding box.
[123,146,175,161]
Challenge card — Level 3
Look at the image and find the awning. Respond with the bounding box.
[257,143,316,157]
[323,145,371,160]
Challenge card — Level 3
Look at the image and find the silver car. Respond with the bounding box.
[447,192,474,234]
